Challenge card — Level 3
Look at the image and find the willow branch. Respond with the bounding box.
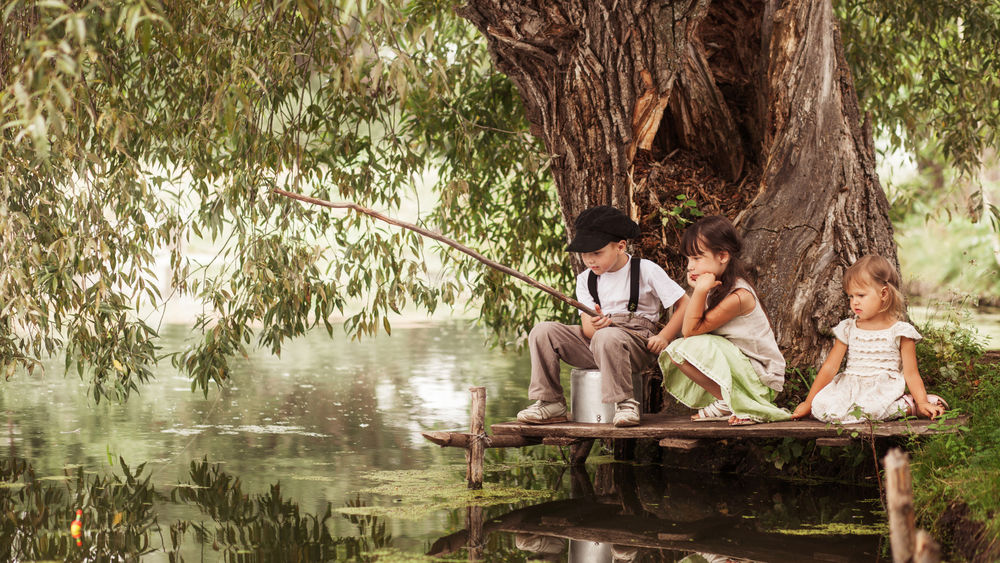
[272,188,600,317]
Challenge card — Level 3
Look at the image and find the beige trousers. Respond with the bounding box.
[527,315,658,404]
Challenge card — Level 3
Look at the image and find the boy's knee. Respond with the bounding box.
[529,321,561,345]
[589,328,626,352]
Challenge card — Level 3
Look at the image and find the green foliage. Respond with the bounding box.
[914,318,986,396]
[763,437,805,471]
[0,0,566,400]
[3,0,995,403]
[894,202,1000,301]
[907,321,1000,543]
[837,1,1000,178]
[659,194,705,228]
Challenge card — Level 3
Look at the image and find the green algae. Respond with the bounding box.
[335,464,556,520]
[360,548,441,562]
[773,521,888,536]
[287,474,338,482]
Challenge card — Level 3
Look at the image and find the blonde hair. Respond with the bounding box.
[842,255,906,319]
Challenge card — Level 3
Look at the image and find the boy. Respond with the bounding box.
[517,206,689,427]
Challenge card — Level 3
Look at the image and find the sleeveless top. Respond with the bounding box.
[709,279,786,391]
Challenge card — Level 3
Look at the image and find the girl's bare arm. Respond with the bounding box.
[682,288,754,337]
[900,337,944,419]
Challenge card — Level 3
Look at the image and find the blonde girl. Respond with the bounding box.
[791,255,947,423]
[658,216,790,426]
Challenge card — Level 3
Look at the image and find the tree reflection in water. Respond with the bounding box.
[0,456,392,562]
[0,456,158,561]
[2,450,887,561]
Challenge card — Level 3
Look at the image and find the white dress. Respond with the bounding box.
[811,319,921,423]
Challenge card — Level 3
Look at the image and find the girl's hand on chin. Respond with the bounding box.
[693,272,720,292]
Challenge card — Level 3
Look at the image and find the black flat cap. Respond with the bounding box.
[566,205,641,252]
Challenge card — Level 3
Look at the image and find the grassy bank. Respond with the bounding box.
[907,323,1000,560]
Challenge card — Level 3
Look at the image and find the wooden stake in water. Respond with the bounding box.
[884,449,916,563]
[467,387,486,490]
[884,448,941,563]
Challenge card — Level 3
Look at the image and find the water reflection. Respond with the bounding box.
[1,450,885,561]
[0,456,159,561]
[432,464,886,562]
[0,455,395,562]
[1,323,891,560]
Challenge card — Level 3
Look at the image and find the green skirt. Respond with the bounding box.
[659,334,790,423]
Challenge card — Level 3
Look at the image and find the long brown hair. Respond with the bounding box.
[681,215,752,311]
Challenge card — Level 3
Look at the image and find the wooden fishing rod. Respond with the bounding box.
[272,188,601,318]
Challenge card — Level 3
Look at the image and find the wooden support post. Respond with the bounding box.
[467,387,486,490]
[884,448,940,563]
[885,449,916,563]
[569,439,594,465]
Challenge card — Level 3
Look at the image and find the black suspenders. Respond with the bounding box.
[587,256,641,313]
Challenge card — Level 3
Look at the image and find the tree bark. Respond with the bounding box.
[459,0,711,221]
[460,0,896,367]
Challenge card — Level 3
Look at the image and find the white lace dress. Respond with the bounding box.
[811,319,921,423]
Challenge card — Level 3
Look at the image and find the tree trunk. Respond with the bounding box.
[460,0,896,367]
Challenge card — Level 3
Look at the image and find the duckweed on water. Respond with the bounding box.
[362,548,442,562]
[335,464,555,520]
[287,474,338,482]
[773,522,888,536]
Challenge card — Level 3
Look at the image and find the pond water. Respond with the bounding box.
[2,322,896,561]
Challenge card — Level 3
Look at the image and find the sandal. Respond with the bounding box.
[728,415,756,426]
[692,399,731,421]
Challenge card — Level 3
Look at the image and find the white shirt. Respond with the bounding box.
[574,256,685,322]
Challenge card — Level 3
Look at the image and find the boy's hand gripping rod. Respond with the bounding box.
[273,189,660,336]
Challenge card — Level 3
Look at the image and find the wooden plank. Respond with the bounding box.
[816,437,853,447]
[658,437,702,450]
[490,413,968,441]
[422,431,541,448]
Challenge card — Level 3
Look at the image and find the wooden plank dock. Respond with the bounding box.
[491,412,966,442]
[423,387,968,487]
